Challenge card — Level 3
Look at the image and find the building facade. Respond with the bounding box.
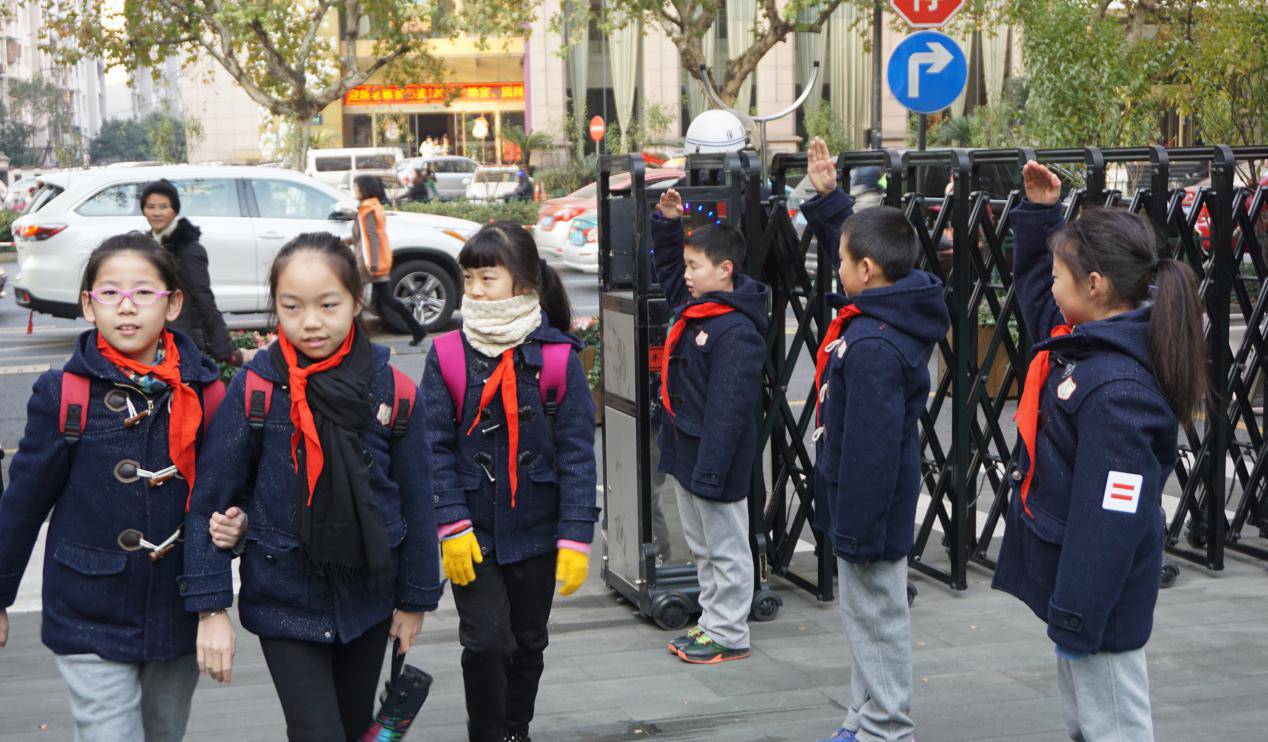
[0,0,107,171]
[311,3,1021,165]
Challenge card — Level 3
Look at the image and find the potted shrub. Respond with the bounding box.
[573,317,603,426]
[220,330,275,383]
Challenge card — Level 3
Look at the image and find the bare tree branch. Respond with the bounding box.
[297,0,339,67]
[249,19,305,90]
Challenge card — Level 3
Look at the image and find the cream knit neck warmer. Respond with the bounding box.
[461,293,543,357]
[152,218,179,242]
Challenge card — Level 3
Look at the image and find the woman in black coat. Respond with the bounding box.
[140,180,243,365]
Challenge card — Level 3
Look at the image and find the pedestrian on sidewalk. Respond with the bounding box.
[182,233,441,741]
[0,233,245,741]
[422,222,597,742]
[347,174,427,345]
[141,179,247,366]
[993,161,1208,741]
[800,137,951,742]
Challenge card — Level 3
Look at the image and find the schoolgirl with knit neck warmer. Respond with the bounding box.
[182,232,441,740]
[423,221,597,742]
[0,234,244,741]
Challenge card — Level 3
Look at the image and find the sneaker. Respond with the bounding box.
[675,632,749,664]
[499,733,531,742]
[816,729,857,742]
[667,625,704,655]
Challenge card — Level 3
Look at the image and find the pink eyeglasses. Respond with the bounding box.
[89,287,173,306]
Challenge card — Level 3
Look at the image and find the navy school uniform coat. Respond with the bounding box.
[422,317,599,564]
[649,213,770,503]
[0,330,220,662]
[991,199,1176,654]
[180,344,442,644]
[801,188,951,563]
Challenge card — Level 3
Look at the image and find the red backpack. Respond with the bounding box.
[433,330,571,421]
[241,366,417,437]
[59,372,225,443]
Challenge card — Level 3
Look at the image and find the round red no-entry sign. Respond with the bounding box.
[588,116,606,143]
[891,0,963,28]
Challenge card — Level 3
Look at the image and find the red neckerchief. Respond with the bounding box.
[97,330,202,510]
[659,302,735,417]
[467,349,521,506]
[813,305,863,424]
[277,326,357,505]
[1014,324,1073,517]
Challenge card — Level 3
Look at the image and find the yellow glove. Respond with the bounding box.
[441,528,483,586]
[555,546,590,596]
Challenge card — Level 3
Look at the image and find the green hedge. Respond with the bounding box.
[0,210,18,248]
[396,200,540,226]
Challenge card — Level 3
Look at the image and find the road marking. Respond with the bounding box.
[0,363,50,375]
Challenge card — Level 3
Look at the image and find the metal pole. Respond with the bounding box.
[871,0,883,149]
[1206,145,1234,571]
[918,114,927,151]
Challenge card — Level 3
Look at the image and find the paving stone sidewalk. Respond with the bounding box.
[2,543,1266,742]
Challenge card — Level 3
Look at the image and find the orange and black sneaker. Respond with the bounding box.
[675,632,749,664]
[667,625,704,655]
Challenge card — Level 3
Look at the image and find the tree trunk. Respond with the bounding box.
[291,116,312,171]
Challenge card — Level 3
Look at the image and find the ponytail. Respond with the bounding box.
[1148,258,1208,425]
[1052,207,1209,425]
[538,259,572,334]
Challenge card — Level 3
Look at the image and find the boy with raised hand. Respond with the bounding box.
[649,188,770,664]
[801,138,951,742]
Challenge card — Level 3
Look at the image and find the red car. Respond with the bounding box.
[534,168,684,257]
[1183,172,1268,250]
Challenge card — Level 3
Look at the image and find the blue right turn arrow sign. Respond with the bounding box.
[887,31,969,115]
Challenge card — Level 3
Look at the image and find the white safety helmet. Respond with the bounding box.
[683,109,748,154]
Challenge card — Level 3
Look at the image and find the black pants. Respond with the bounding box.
[452,550,557,742]
[259,619,391,742]
[371,281,426,340]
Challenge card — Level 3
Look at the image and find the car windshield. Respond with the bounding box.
[357,155,396,170]
[477,171,517,184]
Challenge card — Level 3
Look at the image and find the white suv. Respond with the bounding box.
[10,165,477,331]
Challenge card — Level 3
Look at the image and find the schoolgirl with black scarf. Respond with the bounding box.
[181,233,442,741]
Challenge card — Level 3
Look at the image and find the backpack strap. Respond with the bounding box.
[539,343,571,416]
[243,369,274,431]
[201,380,226,435]
[389,366,417,438]
[59,371,90,443]
[434,330,467,423]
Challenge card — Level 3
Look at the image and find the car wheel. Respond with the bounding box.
[389,259,458,333]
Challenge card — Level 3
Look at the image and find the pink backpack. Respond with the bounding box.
[433,330,571,420]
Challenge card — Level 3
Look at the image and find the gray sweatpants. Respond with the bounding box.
[837,557,914,742]
[672,477,752,649]
[1057,648,1154,741]
[55,653,199,742]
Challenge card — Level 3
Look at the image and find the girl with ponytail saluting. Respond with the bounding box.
[423,221,597,742]
[994,162,1208,741]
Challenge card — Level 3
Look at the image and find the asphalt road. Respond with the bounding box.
[0,254,601,459]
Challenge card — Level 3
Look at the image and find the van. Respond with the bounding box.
[305,147,405,188]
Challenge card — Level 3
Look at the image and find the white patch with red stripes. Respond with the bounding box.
[1101,471,1143,514]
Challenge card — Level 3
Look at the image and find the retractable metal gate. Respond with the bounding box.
[759,145,1268,599]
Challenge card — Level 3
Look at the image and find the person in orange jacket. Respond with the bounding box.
[351,175,426,345]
